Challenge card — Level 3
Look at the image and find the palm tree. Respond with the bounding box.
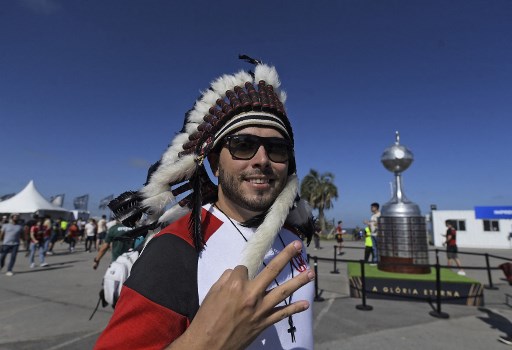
[300,169,339,233]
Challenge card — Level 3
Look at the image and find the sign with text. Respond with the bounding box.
[475,206,512,219]
[349,276,483,306]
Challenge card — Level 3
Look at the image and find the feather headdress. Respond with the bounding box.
[109,56,312,276]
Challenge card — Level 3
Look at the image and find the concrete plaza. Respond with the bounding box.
[0,239,511,349]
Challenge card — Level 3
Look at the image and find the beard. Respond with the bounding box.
[218,166,287,213]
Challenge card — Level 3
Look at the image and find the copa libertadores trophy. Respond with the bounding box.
[378,131,430,274]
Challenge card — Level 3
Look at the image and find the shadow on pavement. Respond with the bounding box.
[477,307,512,337]
[13,259,84,275]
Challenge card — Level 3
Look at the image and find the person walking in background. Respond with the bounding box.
[92,219,134,269]
[46,218,60,255]
[364,202,381,263]
[28,218,48,268]
[352,226,360,241]
[23,214,38,255]
[59,218,69,243]
[77,218,86,243]
[335,220,344,254]
[364,226,375,264]
[443,220,465,276]
[84,218,96,252]
[106,217,117,230]
[96,215,107,250]
[42,216,52,255]
[0,213,23,276]
[66,221,79,252]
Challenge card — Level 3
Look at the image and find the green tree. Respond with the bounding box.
[300,169,339,233]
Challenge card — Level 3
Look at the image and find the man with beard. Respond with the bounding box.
[95,59,315,350]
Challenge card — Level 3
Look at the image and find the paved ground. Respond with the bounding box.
[0,239,511,349]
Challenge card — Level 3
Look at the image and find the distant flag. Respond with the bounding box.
[50,194,65,207]
[73,194,89,210]
[99,194,114,210]
[0,193,15,202]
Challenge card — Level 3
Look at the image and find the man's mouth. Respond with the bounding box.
[248,178,271,184]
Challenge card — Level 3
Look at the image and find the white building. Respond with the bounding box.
[430,206,512,249]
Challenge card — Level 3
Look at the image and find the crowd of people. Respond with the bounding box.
[0,213,117,276]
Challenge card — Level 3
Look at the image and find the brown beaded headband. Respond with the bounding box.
[179,80,293,161]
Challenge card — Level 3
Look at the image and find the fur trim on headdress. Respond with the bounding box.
[241,175,299,279]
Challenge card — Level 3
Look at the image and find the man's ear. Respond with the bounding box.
[208,152,220,177]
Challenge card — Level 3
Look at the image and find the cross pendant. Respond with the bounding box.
[288,325,296,342]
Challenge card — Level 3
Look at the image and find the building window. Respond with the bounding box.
[483,220,500,232]
[447,219,466,231]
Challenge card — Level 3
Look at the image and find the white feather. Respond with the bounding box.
[158,205,191,225]
[210,70,251,97]
[193,100,213,120]
[279,91,287,104]
[234,71,253,85]
[141,191,175,215]
[153,155,196,184]
[146,209,165,225]
[254,64,281,88]
[169,141,188,154]
[211,74,236,96]
[240,175,299,279]
[200,89,222,108]
[185,122,200,134]
[186,108,204,124]
[171,133,190,146]
[159,133,189,163]
[160,150,179,167]
[142,154,196,199]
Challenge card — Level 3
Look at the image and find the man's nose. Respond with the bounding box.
[251,145,271,165]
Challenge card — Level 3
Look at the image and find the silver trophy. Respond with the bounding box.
[378,132,430,273]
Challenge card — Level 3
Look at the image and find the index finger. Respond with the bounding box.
[253,240,303,289]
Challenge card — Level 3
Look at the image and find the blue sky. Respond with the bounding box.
[1,0,511,227]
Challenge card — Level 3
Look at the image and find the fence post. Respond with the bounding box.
[330,245,339,274]
[484,253,498,290]
[313,256,325,302]
[356,260,373,311]
[429,252,449,319]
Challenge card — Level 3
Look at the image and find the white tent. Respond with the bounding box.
[0,180,71,219]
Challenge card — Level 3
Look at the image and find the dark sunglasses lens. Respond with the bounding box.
[229,137,259,159]
[267,142,289,162]
[228,135,290,163]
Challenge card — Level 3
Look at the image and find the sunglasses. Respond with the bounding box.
[223,134,292,163]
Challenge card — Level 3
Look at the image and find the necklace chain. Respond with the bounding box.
[212,203,297,343]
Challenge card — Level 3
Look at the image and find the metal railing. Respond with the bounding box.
[308,245,512,319]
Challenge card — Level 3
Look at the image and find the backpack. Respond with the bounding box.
[89,224,156,320]
[101,249,139,307]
